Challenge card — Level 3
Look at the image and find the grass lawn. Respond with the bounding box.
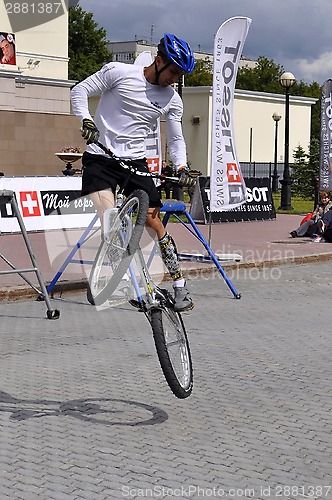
[273,193,314,215]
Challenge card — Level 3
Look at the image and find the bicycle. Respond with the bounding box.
[87,143,194,399]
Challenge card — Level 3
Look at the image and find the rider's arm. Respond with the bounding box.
[165,95,188,171]
[71,63,118,122]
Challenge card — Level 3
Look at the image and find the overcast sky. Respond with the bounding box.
[78,0,332,85]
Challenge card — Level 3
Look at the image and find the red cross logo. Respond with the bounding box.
[147,157,160,173]
[20,191,41,217]
[226,163,241,183]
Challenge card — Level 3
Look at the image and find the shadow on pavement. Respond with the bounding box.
[0,391,168,427]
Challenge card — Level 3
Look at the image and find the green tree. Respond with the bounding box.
[236,56,284,93]
[68,6,110,81]
[236,56,321,142]
[185,58,213,86]
[291,138,320,199]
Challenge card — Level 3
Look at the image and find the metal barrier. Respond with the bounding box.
[0,190,60,319]
[46,201,241,299]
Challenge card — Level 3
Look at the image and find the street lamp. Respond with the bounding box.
[278,71,296,210]
[271,112,282,192]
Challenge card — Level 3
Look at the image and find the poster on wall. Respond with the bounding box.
[0,32,16,65]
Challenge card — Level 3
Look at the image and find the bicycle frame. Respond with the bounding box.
[128,246,164,310]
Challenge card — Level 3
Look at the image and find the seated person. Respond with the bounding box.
[290,191,332,238]
[157,160,175,199]
[312,204,332,242]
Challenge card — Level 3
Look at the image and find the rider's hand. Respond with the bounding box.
[178,166,192,188]
[81,119,100,144]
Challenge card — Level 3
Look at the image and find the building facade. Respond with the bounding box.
[0,1,86,176]
[108,39,256,69]
[0,11,316,177]
[182,87,317,175]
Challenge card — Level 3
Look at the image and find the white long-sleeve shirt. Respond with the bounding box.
[71,62,187,170]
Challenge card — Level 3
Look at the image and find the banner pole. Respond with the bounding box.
[208,210,212,248]
[207,17,251,263]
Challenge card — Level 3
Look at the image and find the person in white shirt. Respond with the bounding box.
[71,33,195,312]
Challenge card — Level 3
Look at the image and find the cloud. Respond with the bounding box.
[295,52,332,84]
[78,0,332,83]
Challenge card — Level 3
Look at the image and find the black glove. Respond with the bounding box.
[178,167,193,188]
[81,119,100,144]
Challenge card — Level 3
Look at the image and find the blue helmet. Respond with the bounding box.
[158,33,195,73]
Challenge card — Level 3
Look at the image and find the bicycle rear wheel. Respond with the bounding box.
[88,189,149,305]
[149,301,193,399]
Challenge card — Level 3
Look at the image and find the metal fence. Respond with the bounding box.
[240,162,290,190]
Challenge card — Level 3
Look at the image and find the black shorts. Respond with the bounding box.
[81,152,162,208]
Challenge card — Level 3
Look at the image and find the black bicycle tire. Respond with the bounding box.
[88,189,149,305]
[150,306,193,399]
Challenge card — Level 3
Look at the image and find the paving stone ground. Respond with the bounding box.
[0,261,331,499]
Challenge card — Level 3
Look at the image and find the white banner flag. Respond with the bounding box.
[210,17,251,212]
[135,51,162,175]
[319,79,332,191]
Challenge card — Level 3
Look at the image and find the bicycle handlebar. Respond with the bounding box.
[95,141,181,182]
[96,141,115,158]
[95,141,197,188]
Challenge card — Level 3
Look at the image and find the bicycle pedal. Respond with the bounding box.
[128,299,146,312]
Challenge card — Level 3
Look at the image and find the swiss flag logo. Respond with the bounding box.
[147,157,160,173]
[226,163,242,183]
[20,191,41,217]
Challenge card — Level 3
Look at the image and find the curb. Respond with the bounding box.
[1,252,332,302]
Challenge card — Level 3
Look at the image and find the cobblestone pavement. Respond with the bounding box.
[0,261,331,499]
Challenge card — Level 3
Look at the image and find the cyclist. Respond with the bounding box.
[71,33,195,312]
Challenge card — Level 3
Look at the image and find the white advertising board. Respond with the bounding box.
[0,176,99,233]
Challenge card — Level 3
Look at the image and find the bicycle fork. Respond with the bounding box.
[129,247,164,311]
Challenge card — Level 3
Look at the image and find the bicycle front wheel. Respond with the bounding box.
[149,306,193,399]
[88,189,149,306]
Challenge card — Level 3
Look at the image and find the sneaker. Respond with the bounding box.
[290,230,297,238]
[173,282,194,312]
[311,235,323,243]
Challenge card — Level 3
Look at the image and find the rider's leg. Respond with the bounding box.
[146,208,194,312]
[90,189,130,297]
[90,188,118,240]
[90,189,115,220]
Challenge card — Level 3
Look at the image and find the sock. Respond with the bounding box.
[173,278,185,288]
[158,232,183,281]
